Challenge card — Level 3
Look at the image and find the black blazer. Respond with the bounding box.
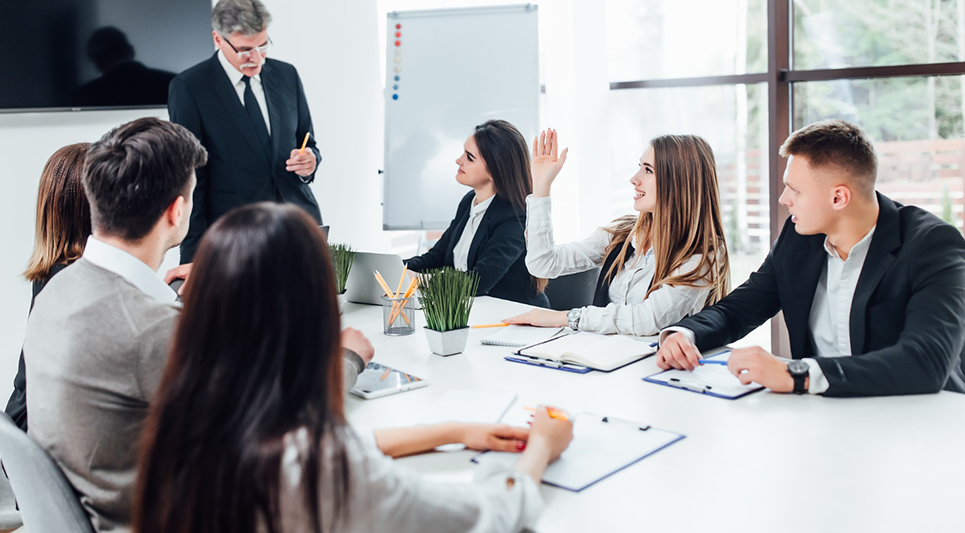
[169,53,323,263]
[673,193,965,397]
[406,192,550,308]
[5,262,69,431]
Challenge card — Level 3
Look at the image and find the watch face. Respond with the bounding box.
[787,360,809,375]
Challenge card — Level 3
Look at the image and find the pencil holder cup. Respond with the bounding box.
[382,294,416,336]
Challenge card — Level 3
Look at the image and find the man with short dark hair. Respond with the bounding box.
[658,119,965,397]
[24,117,202,531]
[23,117,371,532]
[168,0,322,265]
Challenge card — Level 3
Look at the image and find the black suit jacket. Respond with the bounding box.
[406,192,550,308]
[673,193,965,397]
[169,54,322,263]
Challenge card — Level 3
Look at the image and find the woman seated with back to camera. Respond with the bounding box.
[505,130,730,336]
[5,143,92,431]
[133,203,573,533]
[405,119,550,307]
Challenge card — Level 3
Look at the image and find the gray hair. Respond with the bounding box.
[212,0,272,37]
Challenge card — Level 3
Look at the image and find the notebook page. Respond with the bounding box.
[519,332,655,370]
[481,325,566,347]
[418,389,518,425]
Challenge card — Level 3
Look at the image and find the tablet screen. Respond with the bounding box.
[350,362,427,399]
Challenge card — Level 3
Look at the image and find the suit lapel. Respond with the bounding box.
[467,196,501,267]
[207,54,270,167]
[849,194,901,354]
[786,240,826,356]
[261,61,283,167]
[445,201,472,266]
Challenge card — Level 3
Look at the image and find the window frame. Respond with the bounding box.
[608,0,965,353]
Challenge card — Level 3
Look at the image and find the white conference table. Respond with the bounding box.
[342,296,965,532]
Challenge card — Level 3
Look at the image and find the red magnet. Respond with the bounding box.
[395,40,401,46]
[395,32,401,38]
[395,23,401,29]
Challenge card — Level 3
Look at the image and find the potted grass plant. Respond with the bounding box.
[330,243,357,312]
[418,267,480,356]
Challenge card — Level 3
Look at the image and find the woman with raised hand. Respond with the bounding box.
[134,202,572,533]
[406,119,550,307]
[5,143,92,430]
[504,129,730,336]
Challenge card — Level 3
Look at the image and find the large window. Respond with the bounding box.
[608,0,965,353]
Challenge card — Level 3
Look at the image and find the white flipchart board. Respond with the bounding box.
[383,4,539,230]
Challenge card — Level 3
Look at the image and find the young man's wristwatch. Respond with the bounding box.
[566,308,582,331]
[786,359,810,394]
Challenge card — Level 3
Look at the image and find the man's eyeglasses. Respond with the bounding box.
[222,35,272,60]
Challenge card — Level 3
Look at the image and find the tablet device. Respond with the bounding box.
[349,362,429,399]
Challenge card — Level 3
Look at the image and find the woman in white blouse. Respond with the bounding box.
[134,203,573,533]
[504,129,730,336]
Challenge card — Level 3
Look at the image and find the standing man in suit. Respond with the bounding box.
[168,0,322,265]
[657,119,965,397]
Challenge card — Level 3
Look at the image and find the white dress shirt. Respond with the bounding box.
[275,426,542,533]
[525,195,712,336]
[452,194,495,271]
[802,226,876,393]
[217,50,271,135]
[82,236,177,304]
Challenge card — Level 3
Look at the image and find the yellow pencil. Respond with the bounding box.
[387,277,419,325]
[394,266,408,301]
[524,406,569,421]
[298,132,310,153]
[472,323,510,329]
[374,271,395,297]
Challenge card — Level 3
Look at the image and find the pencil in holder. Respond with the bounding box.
[382,294,415,336]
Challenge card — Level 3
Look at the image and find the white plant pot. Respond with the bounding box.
[338,292,346,314]
[424,327,470,357]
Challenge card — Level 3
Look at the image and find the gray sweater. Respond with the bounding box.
[24,259,363,532]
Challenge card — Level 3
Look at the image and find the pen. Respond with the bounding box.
[650,342,658,347]
[697,359,728,366]
[298,132,310,153]
[668,377,712,393]
[473,323,510,329]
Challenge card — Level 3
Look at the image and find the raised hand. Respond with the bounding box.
[531,128,569,197]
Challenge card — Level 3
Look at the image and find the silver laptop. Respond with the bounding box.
[343,252,422,308]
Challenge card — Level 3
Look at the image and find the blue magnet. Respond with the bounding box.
[392,94,399,100]
[393,84,399,90]
[394,75,400,81]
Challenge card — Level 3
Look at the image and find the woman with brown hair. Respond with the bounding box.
[4,143,92,430]
[505,129,730,336]
[406,119,550,307]
[134,202,572,533]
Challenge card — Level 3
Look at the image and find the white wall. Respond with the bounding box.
[0,0,388,402]
[0,0,612,400]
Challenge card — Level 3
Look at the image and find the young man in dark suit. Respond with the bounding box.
[658,119,965,397]
[167,0,322,266]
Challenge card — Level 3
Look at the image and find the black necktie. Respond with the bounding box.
[242,76,271,157]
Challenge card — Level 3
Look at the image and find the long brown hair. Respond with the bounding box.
[23,143,92,282]
[134,203,349,533]
[603,135,730,305]
[473,119,548,293]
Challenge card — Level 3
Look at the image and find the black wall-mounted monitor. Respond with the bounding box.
[3,0,213,113]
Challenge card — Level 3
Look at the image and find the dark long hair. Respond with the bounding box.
[134,203,349,533]
[473,119,547,293]
[24,143,91,282]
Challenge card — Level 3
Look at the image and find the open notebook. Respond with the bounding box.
[515,332,656,372]
[481,325,567,348]
[643,351,764,399]
[472,412,684,492]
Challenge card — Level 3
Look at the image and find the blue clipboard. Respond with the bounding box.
[642,351,764,400]
[503,355,592,374]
